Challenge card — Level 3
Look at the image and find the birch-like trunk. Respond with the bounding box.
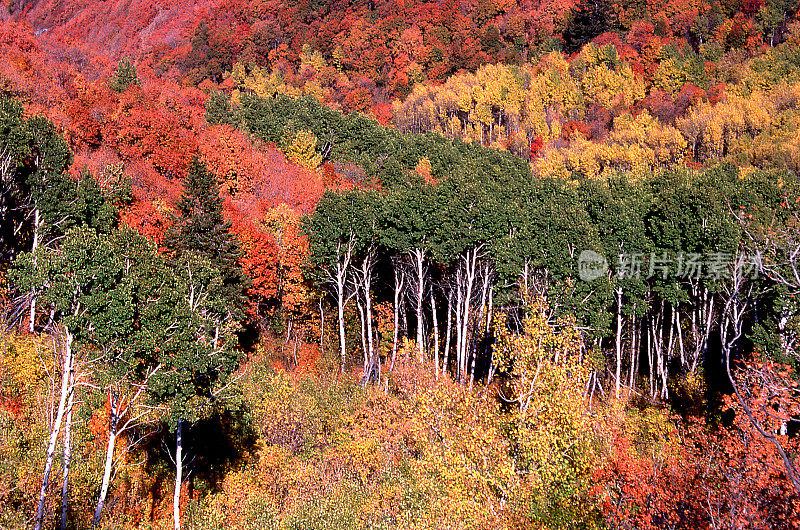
[363,259,375,382]
[454,269,464,382]
[615,287,623,399]
[431,290,439,378]
[319,297,325,357]
[173,420,183,530]
[93,392,120,527]
[390,263,405,371]
[458,248,479,382]
[628,306,638,392]
[443,290,453,377]
[332,240,355,373]
[356,300,368,377]
[35,329,74,530]
[336,272,347,373]
[60,369,75,530]
[29,208,40,333]
[410,248,426,363]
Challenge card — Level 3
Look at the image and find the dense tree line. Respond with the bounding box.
[304,161,800,398]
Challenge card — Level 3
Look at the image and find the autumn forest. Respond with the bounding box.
[1,0,800,528]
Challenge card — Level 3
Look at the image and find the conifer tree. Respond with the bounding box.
[109,58,140,92]
[164,156,248,330]
[162,157,248,529]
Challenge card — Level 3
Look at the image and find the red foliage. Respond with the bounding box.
[594,359,800,529]
[674,83,706,116]
[562,120,592,141]
[529,135,543,158]
[225,200,280,319]
[640,89,678,124]
[707,83,726,105]
[372,102,393,126]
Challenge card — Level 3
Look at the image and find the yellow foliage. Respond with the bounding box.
[492,300,599,524]
[230,62,300,100]
[282,129,323,168]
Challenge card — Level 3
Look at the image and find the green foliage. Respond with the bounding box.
[237,93,530,189]
[205,91,237,126]
[165,157,248,325]
[109,58,140,92]
[303,188,382,286]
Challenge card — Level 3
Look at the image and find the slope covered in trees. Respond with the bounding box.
[1,0,800,528]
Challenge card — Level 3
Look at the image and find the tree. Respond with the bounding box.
[493,299,599,525]
[164,156,248,338]
[109,58,140,92]
[305,190,380,374]
[11,226,138,530]
[162,157,247,528]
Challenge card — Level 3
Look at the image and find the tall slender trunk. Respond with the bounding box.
[443,290,453,376]
[677,310,685,369]
[459,248,479,383]
[29,208,40,333]
[454,269,464,382]
[173,420,183,530]
[470,264,491,390]
[486,286,496,385]
[664,306,677,399]
[364,261,375,382]
[35,329,74,530]
[337,277,347,373]
[332,240,355,373]
[647,321,654,398]
[390,264,405,371]
[629,310,638,392]
[356,300,368,379]
[93,393,119,527]
[411,249,426,363]
[615,287,623,399]
[60,369,75,530]
[319,297,325,358]
[430,290,439,378]
[354,250,375,382]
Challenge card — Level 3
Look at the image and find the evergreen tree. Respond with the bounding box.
[204,91,236,126]
[157,157,249,529]
[109,58,140,92]
[165,157,248,328]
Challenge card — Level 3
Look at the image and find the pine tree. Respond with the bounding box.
[109,58,140,92]
[165,157,248,327]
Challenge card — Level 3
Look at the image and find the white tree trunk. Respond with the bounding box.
[330,239,355,373]
[337,272,347,373]
[443,290,453,376]
[431,290,439,377]
[29,208,40,333]
[35,329,74,530]
[390,263,405,371]
[93,392,120,527]
[458,248,480,382]
[410,248,426,363]
[60,369,75,530]
[173,420,183,530]
[363,259,375,381]
[454,270,464,382]
[319,297,324,357]
[615,287,623,399]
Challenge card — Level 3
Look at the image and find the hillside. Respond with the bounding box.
[1,0,800,528]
